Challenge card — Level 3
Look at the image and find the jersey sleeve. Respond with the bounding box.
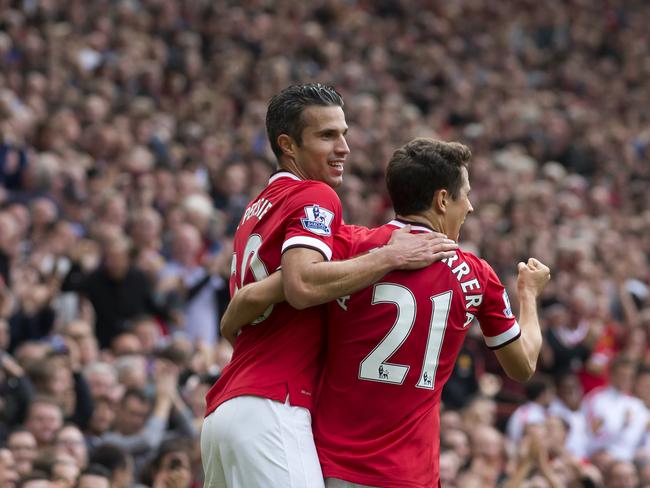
[475,260,521,349]
[281,182,343,261]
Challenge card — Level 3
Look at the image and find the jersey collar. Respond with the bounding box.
[388,218,435,233]
[269,170,302,185]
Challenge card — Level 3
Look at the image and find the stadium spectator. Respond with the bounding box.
[160,223,224,345]
[143,438,194,488]
[24,396,64,449]
[61,235,168,349]
[548,372,589,458]
[53,424,88,469]
[6,428,37,477]
[89,443,137,488]
[49,453,80,488]
[83,362,121,403]
[77,464,112,488]
[582,356,648,461]
[506,376,554,443]
[0,447,19,487]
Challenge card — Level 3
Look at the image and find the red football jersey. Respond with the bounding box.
[205,171,343,415]
[314,220,520,488]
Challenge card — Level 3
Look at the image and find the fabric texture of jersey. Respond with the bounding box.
[205,171,342,416]
[314,220,520,488]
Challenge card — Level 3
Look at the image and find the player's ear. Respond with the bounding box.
[277,134,295,158]
[435,189,448,213]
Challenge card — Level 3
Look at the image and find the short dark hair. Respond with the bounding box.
[524,376,553,401]
[266,83,344,159]
[610,355,637,373]
[386,138,471,216]
[637,366,650,378]
[79,463,112,480]
[89,443,131,474]
[53,423,83,443]
[7,426,33,439]
[27,395,63,416]
[18,470,50,487]
[140,437,193,486]
[152,437,192,471]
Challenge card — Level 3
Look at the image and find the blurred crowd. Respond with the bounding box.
[1,0,650,486]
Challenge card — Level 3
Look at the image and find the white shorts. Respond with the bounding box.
[201,395,324,488]
[326,479,378,488]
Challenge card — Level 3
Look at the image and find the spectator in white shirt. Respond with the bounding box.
[582,356,649,461]
[506,376,554,444]
[549,372,589,458]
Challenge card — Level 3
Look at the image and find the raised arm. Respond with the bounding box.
[282,226,457,310]
[494,258,550,382]
[220,271,285,344]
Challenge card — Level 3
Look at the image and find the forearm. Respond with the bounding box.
[171,398,198,438]
[283,247,398,310]
[516,289,543,373]
[102,415,167,454]
[618,283,640,327]
[152,395,173,419]
[70,373,95,429]
[496,290,543,382]
[220,272,285,342]
[539,466,563,488]
[502,461,532,488]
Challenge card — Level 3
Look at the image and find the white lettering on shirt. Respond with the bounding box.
[239,198,273,228]
[337,295,351,311]
[445,254,483,321]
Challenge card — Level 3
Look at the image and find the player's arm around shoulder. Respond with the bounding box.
[494,258,551,382]
[282,225,458,310]
[220,271,285,345]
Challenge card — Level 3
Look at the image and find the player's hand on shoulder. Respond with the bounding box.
[386,225,458,270]
[517,258,551,296]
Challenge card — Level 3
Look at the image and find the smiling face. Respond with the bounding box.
[443,166,473,241]
[281,105,350,188]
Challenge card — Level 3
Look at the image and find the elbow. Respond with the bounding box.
[285,292,316,310]
[284,281,319,310]
[505,361,537,383]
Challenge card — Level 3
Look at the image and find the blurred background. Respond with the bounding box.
[1,0,649,487]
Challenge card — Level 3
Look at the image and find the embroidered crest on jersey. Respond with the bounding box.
[502,290,514,318]
[301,205,334,236]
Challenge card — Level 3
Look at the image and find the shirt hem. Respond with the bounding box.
[205,388,312,417]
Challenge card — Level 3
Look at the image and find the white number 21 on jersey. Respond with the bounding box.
[359,283,452,389]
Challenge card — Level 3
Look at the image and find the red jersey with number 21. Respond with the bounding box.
[204,171,342,416]
[314,220,520,488]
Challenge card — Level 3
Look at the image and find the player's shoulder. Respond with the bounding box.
[282,179,340,206]
[457,248,498,279]
[355,223,395,251]
[333,224,376,260]
[268,171,335,193]
[302,179,340,197]
[338,224,371,240]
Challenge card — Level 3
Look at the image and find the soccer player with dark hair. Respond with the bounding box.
[201,86,456,487]
[223,138,550,487]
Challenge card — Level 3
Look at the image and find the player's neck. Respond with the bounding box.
[395,213,443,234]
[278,159,307,180]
